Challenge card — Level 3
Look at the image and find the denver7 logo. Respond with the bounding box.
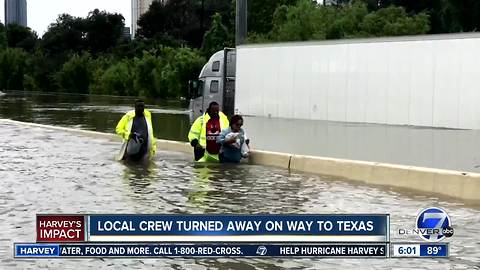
[416,208,452,242]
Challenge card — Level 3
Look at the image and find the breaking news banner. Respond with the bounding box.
[14,243,388,258]
[36,214,389,243]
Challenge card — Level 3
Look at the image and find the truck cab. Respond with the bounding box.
[188,48,236,122]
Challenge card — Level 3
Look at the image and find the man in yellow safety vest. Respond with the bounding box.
[188,102,229,162]
[116,100,157,161]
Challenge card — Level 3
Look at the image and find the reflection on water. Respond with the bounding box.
[123,161,158,194]
[2,91,480,172]
[1,121,479,269]
[0,91,191,141]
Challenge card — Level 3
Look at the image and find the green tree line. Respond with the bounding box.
[0,0,478,98]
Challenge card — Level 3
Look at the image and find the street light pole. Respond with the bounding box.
[201,0,205,33]
[236,0,247,45]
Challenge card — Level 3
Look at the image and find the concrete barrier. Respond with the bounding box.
[1,118,479,202]
[248,150,291,169]
[0,119,193,153]
[289,154,480,201]
[0,119,118,140]
[157,139,191,153]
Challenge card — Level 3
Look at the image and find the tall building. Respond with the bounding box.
[5,0,27,27]
[122,27,132,40]
[131,0,155,38]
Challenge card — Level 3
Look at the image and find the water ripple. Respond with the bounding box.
[0,122,479,269]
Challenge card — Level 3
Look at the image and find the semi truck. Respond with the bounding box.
[188,48,236,120]
[189,33,480,129]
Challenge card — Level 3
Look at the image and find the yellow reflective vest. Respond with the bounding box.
[116,110,156,158]
[188,111,229,162]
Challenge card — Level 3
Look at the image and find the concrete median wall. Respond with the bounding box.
[288,154,480,201]
[251,146,480,202]
[2,119,479,202]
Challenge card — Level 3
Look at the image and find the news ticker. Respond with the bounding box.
[36,214,390,242]
[14,243,449,258]
[12,213,451,259]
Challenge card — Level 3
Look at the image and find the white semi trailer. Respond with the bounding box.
[190,33,480,129]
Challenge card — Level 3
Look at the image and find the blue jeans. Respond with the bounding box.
[219,152,240,164]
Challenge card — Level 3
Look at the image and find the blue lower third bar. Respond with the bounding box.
[14,243,387,258]
[15,244,60,257]
[419,244,449,257]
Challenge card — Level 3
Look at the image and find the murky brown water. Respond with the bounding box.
[0,91,191,142]
[1,120,479,269]
[3,91,480,173]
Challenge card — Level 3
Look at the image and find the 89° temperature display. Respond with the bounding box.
[392,243,449,258]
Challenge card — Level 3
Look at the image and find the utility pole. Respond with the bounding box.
[235,0,247,45]
[200,0,205,33]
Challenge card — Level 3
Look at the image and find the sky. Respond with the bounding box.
[0,0,131,36]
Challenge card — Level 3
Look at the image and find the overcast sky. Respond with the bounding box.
[0,0,131,36]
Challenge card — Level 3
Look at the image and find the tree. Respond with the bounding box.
[264,0,430,42]
[201,13,231,57]
[41,14,86,56]
[203,0,235,30]
[0,48,28,90]
[112,38,183,60]
[329,1,369,38]
[154,47,205,98]
[133,51,162,97]
[91,60,135,96]
[0,23,9,51]
[0,1,450,98]
[5,24,38,52]
[247,0,298,35]
[128,47,205,99]
[269,0,325,41]
[360,6,430,36]
[55,54,94,94]
[84,9,125,54]
[358,0,480,34]
[137,0,201,47]
[41,11,125,56]
[433,0,480,33]
[23,50,58,91]
[137,0,235,48]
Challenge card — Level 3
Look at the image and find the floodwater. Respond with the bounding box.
[2,91,480,173]
[0,91,192,142]
[0,91,480,269]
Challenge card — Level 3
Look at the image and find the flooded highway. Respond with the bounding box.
[2,91,480,172]
[1,91,480,269]
[0,92,480,269]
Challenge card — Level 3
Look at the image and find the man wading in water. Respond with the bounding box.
[188,102,229,162]
[116,100,157,162]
